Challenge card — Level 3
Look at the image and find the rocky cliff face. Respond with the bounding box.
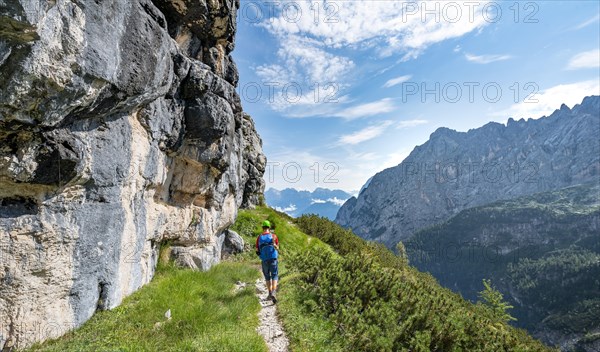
[0,0,265,349]
[336,96,600,248]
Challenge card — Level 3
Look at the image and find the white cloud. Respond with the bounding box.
[310,197,348,206]
[573,14,600,30]
[254,35,354,114]
[254,35,354,108]
[274,204,297,213]
[351,152,378,161]
[333,98,395,120]
[398,119,428,129]
[256,0,492,115]
[383,75,412,88]
[327,197,348,206]
[338,120,394,145]
[275,36,354,83]
[493,80,600,120]
[567,49,600,70]
[465,53,512,64]
[381,150,412,169]
[273,96,393,120]
[262,146,417,192]
[263,1,490,52]
[255,64,291,85]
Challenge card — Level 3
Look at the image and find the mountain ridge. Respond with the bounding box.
[337,95,600,248]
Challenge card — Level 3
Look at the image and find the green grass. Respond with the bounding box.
[27,262,265,352]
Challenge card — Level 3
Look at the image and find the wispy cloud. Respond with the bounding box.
[310,197,349,206]
[256,0,492,115]
[338,120,394,145]
[381,150,411,169]
[398,119,428,129]
[274,204,297,213]
[333,98,395,120]
[263,1,490,54]
[351,152,378,161]
[276,36,355,83]
[465,53,512,64]
[383,75,412,88]
[327,197,348,206]
[567,49,600,70]
[573,14,600,30]
[492,80,600,120]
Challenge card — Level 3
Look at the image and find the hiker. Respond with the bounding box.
[256,220,280,302]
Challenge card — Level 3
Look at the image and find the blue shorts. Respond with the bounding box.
[261,259,279,281]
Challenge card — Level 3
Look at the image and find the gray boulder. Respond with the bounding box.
[222,229,245,255]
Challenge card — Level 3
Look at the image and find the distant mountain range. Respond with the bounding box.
[337,95,600,248]
[265,188,352,219]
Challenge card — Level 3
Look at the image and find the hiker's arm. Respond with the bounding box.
[255,236,260,256]
[274,235,280,250]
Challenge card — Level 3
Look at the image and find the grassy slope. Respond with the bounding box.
[27,262,265,352]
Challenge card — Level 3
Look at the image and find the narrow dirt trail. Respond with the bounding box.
[254,278,289,352]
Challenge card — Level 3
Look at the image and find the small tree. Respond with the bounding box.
[395,241,409,265]
[479,279,517,323]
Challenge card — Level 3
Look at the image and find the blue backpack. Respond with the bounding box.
[258,233,278,261]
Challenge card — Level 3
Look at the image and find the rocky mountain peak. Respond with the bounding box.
[336,95,600,248]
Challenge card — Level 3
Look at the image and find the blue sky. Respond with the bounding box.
[233,1,600,192]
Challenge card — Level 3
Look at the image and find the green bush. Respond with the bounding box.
[291,215,553,351]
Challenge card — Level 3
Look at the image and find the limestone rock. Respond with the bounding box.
[170,232,225,272]
[222,229,244,255]
[0,0,265,349]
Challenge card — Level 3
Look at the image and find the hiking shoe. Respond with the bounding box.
[271,290,277,303]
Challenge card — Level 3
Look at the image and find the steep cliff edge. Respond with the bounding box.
[336,96,600,248]
[0,0,265,349]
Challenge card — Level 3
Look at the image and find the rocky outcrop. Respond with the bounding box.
[221,229,244,256]
[0,0,265,349]
[336,96,600,248]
